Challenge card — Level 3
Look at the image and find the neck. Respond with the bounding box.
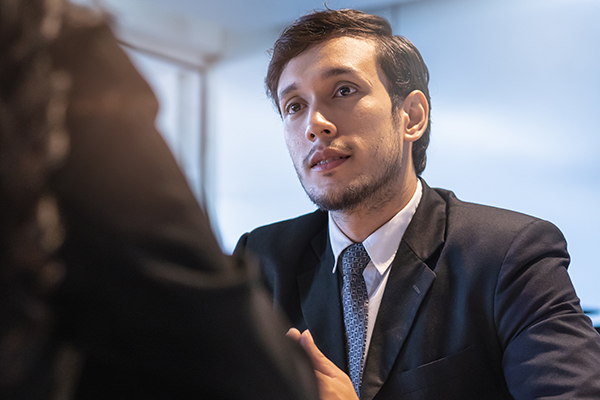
[331,174,419,242]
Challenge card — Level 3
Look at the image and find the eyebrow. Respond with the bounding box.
[277,67,357,103]
[321,67,355,80]
[278,83,297,104]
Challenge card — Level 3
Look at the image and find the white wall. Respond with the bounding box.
[208,0,600,322]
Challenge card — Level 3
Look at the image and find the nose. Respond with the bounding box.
[305,109,337,141]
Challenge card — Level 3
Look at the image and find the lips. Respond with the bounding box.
[315,156,346,166]
[309,148,350,172]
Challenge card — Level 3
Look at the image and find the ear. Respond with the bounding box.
[399,90,429,143]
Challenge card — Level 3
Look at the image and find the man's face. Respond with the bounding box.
[277,36,409,212]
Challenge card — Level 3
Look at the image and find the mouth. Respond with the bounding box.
[313,156,349,167]
[310,155,350,172]
[306,146,352,172]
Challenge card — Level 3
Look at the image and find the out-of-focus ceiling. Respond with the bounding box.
[123,0,420,32]
[71,0,422,65]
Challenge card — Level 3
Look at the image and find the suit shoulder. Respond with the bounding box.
[243,209,327,250]
[433,187,565,245]
[435,187,547,227]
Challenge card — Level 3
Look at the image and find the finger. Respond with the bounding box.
[286,327,302,341]
[314,368,359,400]
[299,330,338,376]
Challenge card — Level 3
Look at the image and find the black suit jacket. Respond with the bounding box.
[236,181,600,399]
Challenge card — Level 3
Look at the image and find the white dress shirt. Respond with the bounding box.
[328,179,422,361]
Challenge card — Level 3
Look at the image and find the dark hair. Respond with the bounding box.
[266,9,431,175]
[0,0,69,390]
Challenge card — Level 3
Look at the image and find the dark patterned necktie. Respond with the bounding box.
[341,242,370,397]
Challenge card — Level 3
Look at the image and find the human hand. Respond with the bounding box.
[287,328,359,400]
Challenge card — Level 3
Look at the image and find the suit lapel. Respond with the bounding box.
[297,226,347,371]
[361,182,447,400]
[361,243,436,400]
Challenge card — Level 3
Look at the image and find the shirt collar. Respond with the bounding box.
[329,179,423,274]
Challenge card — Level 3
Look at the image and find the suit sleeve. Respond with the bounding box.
[494,219,600,399]
[48,13,318,400]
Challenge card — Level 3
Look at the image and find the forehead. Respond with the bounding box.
[277,36,381,96]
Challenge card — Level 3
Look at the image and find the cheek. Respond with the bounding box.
[347,105,386,132]
[355,115,401,154]
[356,92,392,115]
[284,131,306,160]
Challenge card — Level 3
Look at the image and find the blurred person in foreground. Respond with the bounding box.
[0,1,318,399]
[235,8,600,400]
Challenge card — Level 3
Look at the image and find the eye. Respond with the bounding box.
[285,102,303,115]
[336,85,357,97]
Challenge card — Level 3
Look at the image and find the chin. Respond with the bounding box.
[305,189,352,212]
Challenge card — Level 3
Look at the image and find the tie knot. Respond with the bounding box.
[341,242,370,276]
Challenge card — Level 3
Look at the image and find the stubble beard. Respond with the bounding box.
[295,134,404,214]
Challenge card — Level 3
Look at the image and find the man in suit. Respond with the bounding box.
[235,9,600,400]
